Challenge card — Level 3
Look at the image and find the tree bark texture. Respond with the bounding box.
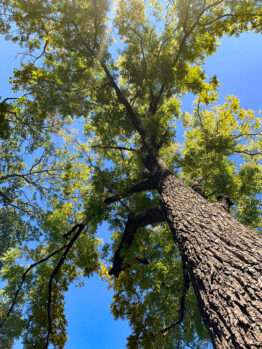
[159,173,262,349]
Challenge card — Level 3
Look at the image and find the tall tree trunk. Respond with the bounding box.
[159,173,262,349]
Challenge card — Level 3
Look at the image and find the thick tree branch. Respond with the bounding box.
[148,83,166,115]
[91,144,136,152]
[104,177,157,205]
[109,207,165,277]
[100,62,148,143]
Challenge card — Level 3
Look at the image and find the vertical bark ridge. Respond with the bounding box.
[159,173,262,349]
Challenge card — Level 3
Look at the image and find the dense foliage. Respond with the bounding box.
[0,1,261,348]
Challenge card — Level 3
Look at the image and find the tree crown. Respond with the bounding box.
[0,1,261,348]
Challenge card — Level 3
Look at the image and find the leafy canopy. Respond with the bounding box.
[0,1,261,348]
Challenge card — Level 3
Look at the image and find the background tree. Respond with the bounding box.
[0,1,261,348]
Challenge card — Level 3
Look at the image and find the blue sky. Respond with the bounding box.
[1,31,261,349]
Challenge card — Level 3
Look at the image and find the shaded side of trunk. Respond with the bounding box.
[159,173,262,349]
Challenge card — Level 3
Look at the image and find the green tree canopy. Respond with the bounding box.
[0,1,261,348]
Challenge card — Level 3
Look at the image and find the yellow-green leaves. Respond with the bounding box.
[181,96,261,228]
[184,65,206,93]
[0,1,262,348]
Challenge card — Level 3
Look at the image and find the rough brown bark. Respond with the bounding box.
[159,173,262,349]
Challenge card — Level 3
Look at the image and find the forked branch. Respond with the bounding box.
[109,207,165,277]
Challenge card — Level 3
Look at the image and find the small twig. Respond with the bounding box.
[0,169,58,183]
[0,93,31,106]
[234,150,261,157]
[33,40,49,63]
[0,191,36,216]
[232,132,261,140]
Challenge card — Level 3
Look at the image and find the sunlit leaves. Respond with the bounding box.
[181,96,261,228]
[0,0,261,348]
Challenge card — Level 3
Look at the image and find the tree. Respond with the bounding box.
[0,1,261,348]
